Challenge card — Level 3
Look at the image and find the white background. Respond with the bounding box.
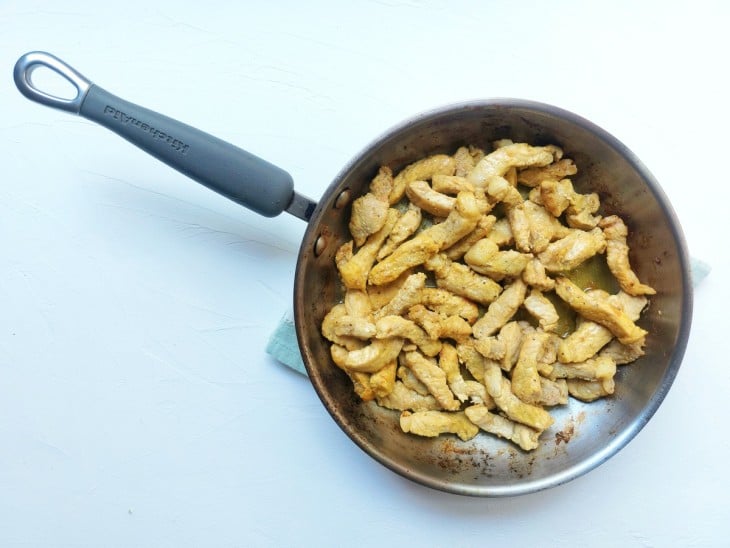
[1,1,728,546]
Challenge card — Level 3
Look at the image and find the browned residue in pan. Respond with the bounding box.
[555,423,575,446]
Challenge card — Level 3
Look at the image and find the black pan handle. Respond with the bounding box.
[13,51,316,221]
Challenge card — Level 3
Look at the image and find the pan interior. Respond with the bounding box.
[294,101,691,496]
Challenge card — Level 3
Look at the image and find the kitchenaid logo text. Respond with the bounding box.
[103,106,190,154]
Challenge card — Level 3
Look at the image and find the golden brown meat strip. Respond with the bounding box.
[348,166,394,246]
[377,204,422,260]
[537,228,606,273]
[482,364,554,431]
[464,405,540,451]
[369,165,394,200]
[321,304,366,351]
[373,272,426,320]
[539,178,573,216]
[599,339,645,365]
[388,154,456,204]
[486,217,514,247]
[600,215,656,296]
[511,331,550,405]
[406,304,443,340]
[369,361,397,398]
[424,253,502,305]
[438,343,492,406]
[456,340,497,383]
[535,378,569,407]
[337,209,399,290]
[406,305,472,342]
[506,202,532,252]
[558,318,613,364]
[566,379,611,402]
[406,180,456,217]
[486,176,523,207]
[453,145,482,177]
[472,279,528,339]
[367,229,440,286]
[343,337,405,373]
[375,315,442,357]
[418,288,479,323]
[525,200,572,253]
[554,278,647,345]
[550,356,617,394]
[522,258,555,291]
[464,239,531,281]
[498,321,525,372]
[401,351,460,411]
[426,191,484,248]
[566,189,601,229]
[442,214,497,260]
[400,410,479,441]
[397,364,430,395]
[432,174,474,195]
[517,158,578,187]
[538,177,602,229]
[329,344,375,401]
[332,315,376,339]
[467,143,554,188]
[349,193,389,247]
[523,289,559,332]
[368,191,481,285]
[377,381,440,411]
[558,291,648,363]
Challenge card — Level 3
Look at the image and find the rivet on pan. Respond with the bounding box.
[314,235,327,257]
[334,189,351,209]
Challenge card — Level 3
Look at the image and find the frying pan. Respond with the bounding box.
[14,51,693,497]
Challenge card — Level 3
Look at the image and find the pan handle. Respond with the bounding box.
[13,51,316,221]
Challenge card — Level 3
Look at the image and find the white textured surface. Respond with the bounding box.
[1,1,727,546]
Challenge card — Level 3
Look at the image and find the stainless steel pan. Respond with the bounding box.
[14,51,693,496]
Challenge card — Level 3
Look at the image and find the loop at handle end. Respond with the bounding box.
[14,51,92,113]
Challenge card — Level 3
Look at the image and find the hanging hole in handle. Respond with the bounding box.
[28,65,80,101]
[14,51,93,114]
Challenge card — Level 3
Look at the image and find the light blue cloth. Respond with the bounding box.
[267,258,710,376]
[266,310,308,375]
